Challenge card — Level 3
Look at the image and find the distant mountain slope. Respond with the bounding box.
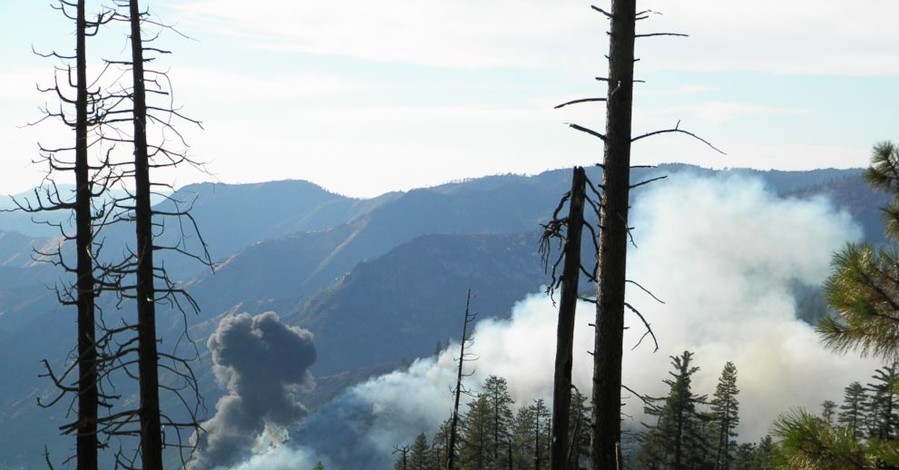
[153,180,399,261]
[0,230,51,267]
[288,231,547,375]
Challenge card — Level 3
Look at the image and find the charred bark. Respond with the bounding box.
[591,0,637,468]
[549,167,587,470]
[127,0,164,467]
[74,1,99,468]
[447,290,477,470]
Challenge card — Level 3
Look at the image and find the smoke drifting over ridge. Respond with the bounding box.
[233,173,879,469]
[188,312,316,470]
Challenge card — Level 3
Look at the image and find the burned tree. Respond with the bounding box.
[71,3,103,467]
[17,1,211,467]
[556,2,723,468]
[591,2,638,466]
[447,289,477,470]
[102,1,211,466]
[126,0,164,465]
[12,1,119,468]
[540,166,593,470]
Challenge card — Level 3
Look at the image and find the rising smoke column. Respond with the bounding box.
[188,312,316,470]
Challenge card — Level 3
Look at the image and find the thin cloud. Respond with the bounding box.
[169,0,899,76]
[167,0,598,69]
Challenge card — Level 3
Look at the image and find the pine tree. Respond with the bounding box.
[530,399,551,470]
[819,142,899,362]
[567,388,591,469]
[821,400,837,425]
[408,433,429,470]
[755,436,776,469]
[771,408,868,469]
[838,381,868,441]
[429,419,452,470]
[460,395,493,470]
[709,362,739,470]
[636,351,709,469]
[732,442,757,470]
[483,375,515,464]
[511,399,551,470]
[395,445,411,470]
[866,363,899,441]
[731,436,775,470]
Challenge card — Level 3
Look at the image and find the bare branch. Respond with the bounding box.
[624,302,659,352]
[625,280,665,304]
[630,175,667,190]
[565,122,607,141]
[632,120,726,154]
[591,5,612,18]
[554,97,606,109]
[635,32,689,38]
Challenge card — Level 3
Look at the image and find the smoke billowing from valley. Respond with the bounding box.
[188,312,316,470]
[230,173,879,468]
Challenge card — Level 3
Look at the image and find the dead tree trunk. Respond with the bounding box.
[447,289,476,470]
[74,1,99,468]
[128,0,164,467]
[75,0,99,470]
[591,0,637,468]
[550,167,586,470]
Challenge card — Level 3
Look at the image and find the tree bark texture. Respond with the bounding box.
[447,290,473,470]
[590,0,636,468]
[550,167,586,470]
[128,1,164,467]
[75,1,99,468]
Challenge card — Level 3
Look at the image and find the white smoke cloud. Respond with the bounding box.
[232,172,879,468]
[621,173,877,440]
[229,445,323,470]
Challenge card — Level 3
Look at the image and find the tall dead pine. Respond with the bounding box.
[74,1,99,468]
[591,0,637,468]
[549,167,587,470]
[447,290,476,470]
[127,0,164,467]
[554,3,719,468]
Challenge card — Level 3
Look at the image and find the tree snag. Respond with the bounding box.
[591,0,637,467]
[447,289,477,470]
[126,0,164,466]
[74,1,99,468]
[548,167,587,470]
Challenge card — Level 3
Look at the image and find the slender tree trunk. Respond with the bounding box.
[535,415,542,470]
[550,167,586,470]
[494,394,500,462]
[674,411,684,469]
[75,1,99,468]
[128,1,164,467]
[590,0,636,468]
[447,290,473,470]
[715,400,730,470]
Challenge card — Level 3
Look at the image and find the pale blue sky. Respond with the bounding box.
[2,0,898,197]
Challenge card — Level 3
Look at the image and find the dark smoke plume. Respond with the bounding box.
[187,311,316,470]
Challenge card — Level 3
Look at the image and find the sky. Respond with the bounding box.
[2,0,899,198]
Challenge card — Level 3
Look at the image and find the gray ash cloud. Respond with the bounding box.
[187,311,316,470]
